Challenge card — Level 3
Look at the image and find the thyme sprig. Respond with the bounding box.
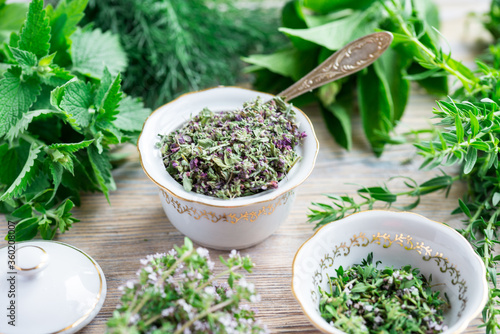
[107,238,268,334]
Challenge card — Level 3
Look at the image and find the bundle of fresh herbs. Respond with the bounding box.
[79,0,284,108]
[0,0,150,241]
[244,0,452,156]
[319,253,448,334]
[308,3,500,332]
[107,238,268,334]
[158,97,305,199]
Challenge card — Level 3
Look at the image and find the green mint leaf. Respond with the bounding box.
[18,0,51,58]
[10,47,37,68]
[48,139,94,153]
[0,66,41,137]
[87,144,116,202]
[48,162,62,200]
[0,2,28,44]
[58,80,93,130]
[70,28,127,79]
[45,0,88,56]
[54,198,78,233]
[14,217,39,241]
[95,68,122,117]
[10,204,32,221]
[113,96,151,132]
[6,109,59,142]
[40,65,74,87]
[95,117,122,144]
[0,143,42,201]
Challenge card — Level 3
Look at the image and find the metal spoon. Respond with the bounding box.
[277,31,393,102]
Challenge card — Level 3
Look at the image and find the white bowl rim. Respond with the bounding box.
[137,86,319,208]
[291,210,488,334]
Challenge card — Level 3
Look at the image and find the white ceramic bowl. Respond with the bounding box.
[292,210,488,334]
[138,86,319,250]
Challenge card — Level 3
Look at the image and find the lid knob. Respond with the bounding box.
[15,245,49,276]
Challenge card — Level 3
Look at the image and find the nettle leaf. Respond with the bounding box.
[0,143,43,201]
[95,68,122,118]
[58,80,94,130]
[46,0,88,55]
[113,96,151,133]
[0,67,41,137]
[10,47,37,69]
[6,109,59,142]
[48,139,94,153]
[70,28,127,79]
[18,0,51,58]
[40,66,75,87]
[87,144,116,202]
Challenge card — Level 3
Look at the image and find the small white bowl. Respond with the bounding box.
[138,86,319,250]
[292,210,488,333]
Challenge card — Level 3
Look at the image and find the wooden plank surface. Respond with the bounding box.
[0,0,494,333]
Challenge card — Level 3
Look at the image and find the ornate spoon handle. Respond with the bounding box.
[277,31,393,102]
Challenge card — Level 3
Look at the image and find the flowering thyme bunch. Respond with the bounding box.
[319,254,448,334]
[106,238,267,334]
[158,97,306,199]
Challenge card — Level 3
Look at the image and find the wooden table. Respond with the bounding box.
[0,0,493,333]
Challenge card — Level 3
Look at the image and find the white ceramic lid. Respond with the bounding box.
[0,241,107,334]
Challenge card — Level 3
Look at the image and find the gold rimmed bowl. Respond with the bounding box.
[138,86,319,250]
[292,210,488,333]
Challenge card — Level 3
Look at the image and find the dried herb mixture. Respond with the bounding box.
[319,253,449,334]
[158,97,306,199]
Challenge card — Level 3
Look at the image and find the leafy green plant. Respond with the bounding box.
[0,0,150,241]
[244,0,463,156]
[80,0,284,108]
[107,238,267,334]
[308,34,500,334]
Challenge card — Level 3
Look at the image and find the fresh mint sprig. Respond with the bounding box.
[0,0,150,241]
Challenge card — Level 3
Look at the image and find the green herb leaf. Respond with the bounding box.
[464,146,477,174]
[18,0,51,58]
[0,143,42,201]
[58,80,93,130]
[0,67,41,137]
[357,65,392,156]
[10,47,37,68]
[70,28,127,79]
[6,109,59,142]
[113,96,151,132]
[87,144,116,202]
[278,8,377,51]
[14,217,39,241]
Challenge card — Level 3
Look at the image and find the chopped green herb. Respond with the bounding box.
[158,97,306,199]
[319,253,449,334]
